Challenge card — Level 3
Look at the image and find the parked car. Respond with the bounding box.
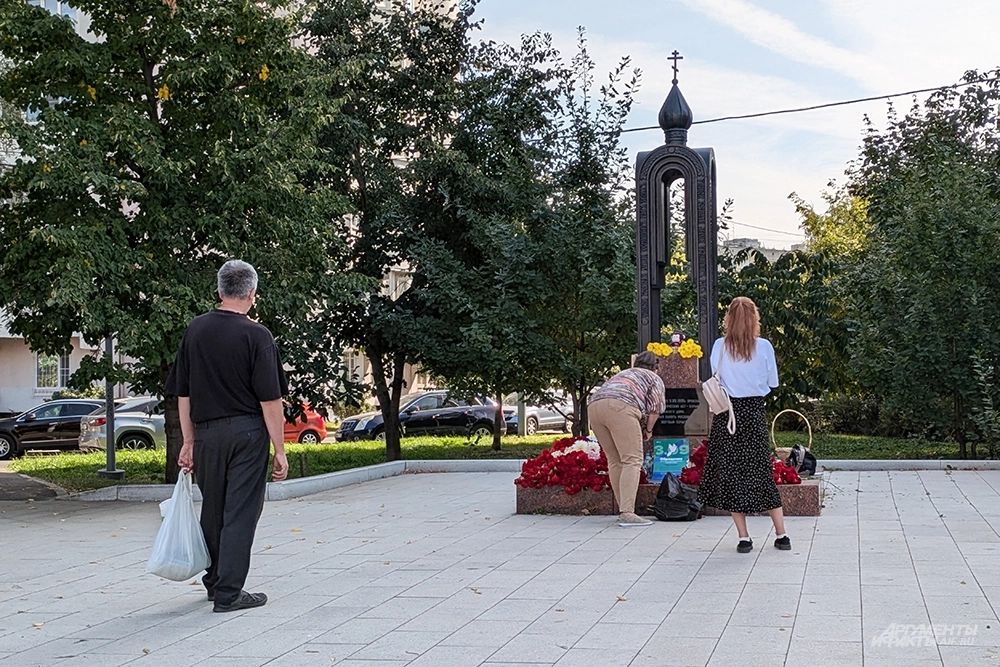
[283,403,327,444]
[335,390,500,441]
[79,397,165,451]
[0,398,119,459]
[503,392,572,435]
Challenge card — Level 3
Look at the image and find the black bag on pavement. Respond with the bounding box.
[649,472,702,521]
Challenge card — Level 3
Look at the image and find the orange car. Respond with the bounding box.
[283,403,327,444]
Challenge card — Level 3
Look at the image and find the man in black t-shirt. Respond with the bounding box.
[165,259,289,613]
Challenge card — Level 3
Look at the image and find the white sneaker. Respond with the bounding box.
[618,512,653,527]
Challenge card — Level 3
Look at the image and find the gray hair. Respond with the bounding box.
[633,350,658,370]
[217,260,258,299]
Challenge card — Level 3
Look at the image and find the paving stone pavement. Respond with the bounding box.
[2,470,1000,667]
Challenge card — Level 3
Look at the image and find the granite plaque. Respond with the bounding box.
[652,388,709,436]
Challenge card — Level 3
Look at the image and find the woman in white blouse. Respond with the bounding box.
[697,297,790,553]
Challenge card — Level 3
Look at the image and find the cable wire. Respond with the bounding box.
[622,76,1000,134]
[726,220,804,238]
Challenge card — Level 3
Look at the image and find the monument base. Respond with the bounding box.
[515,486,615,516]
[515,478,823,517]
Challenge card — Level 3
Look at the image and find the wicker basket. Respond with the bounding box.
[770,408,813,457]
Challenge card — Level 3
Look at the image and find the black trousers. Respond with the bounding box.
[193,414,269,606]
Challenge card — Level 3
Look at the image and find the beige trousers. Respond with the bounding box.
[589,398,643,514]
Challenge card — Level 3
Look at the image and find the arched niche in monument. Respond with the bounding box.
[635,52,719,380]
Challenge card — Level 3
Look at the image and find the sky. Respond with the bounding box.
[472,0,1000,249]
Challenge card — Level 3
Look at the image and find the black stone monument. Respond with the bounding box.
[635,52,720,381]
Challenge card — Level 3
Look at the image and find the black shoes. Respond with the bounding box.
[774,536,792,550]
[737,538,753,553]
[213,591,267,613]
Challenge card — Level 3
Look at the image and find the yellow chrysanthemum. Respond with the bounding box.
[258,64,269,81]
[42,164,51,173]
[157,84,170,100]
[237,36,246,44]
[79,139,88,146]
[87,85,96,100]
[678,339,703,359]
[646,341,673,358]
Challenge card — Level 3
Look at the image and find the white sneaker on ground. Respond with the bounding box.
[618,512,653,527]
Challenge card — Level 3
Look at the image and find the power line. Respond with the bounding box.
[622,76,1000,134]
[727,219,804,237]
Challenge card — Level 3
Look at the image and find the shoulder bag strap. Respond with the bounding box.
[716,343,736,434]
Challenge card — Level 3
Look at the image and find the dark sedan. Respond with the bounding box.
[336,390,500,441]
[0,398,116,459]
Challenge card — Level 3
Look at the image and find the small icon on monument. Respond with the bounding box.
[669,331,685,348]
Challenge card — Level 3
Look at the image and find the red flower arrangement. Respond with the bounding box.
[515,436,613,495]
[679,441,708,486]
[678,441,801,485]
[772,456,801,485]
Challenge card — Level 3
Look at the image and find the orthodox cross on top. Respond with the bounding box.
[668,50,683,85]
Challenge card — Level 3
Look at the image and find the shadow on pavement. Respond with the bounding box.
[0,462,57,501]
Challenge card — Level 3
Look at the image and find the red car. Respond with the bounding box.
[283,404,327,444]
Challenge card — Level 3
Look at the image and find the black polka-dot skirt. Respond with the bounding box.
[697,396,782,514]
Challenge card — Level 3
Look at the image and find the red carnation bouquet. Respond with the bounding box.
[679,441,801,485]
[515,436,614,496]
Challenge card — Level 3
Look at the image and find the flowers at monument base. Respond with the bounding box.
[772,457,801,485]
[646,339,704,359]
[515,436,613,496]
[677,339,703,359]
[678,441,801,485]
[646,341,674,357]
[679,441,709,485]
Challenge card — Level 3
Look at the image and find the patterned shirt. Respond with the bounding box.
[589,367,666,421]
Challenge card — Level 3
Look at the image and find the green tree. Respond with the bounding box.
[305,0,473,460]
[719,248,851,408]
[790,181,870,259]
[532,33,639,435]
[849,71,1000,455]
[408,32,564,449]
[0,0,357,481]
[661,203,852,408]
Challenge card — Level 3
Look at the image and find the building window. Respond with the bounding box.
[36,352,70,389]
[343,349,366,383]
[28,0,76,20]
[386,268,413,301]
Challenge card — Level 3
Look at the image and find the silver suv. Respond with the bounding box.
[79,397,165,451]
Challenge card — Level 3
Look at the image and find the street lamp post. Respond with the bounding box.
[97,335,123,480]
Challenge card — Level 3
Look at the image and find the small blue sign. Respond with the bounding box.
[650,438,690,483]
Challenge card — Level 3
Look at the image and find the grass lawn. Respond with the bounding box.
[771,431,960,460]
[8,431,975,493]
[8,434,559,493]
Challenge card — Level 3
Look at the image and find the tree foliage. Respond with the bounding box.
[533,35,639,435]
[408,32,564,449]
[848,71,1000,454]
[0,0,358,481]
[719,248,851,408]
[304,0,473,460]
[790,181,870,260]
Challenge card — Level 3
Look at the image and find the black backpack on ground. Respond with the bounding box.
[648,472,702,521]
[786,444,817,476]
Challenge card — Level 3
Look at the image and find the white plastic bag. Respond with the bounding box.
[145,471,211,581]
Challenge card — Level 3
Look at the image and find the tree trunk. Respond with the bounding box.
[369,337,407,463]
[493,390,503,451]
[163,393,181,484]
[955,390,967,459]
[387,352,406,461]
[577,379,590,436]
[569,389,583,437]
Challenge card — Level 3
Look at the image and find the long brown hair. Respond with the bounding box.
[723,297,760,362]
